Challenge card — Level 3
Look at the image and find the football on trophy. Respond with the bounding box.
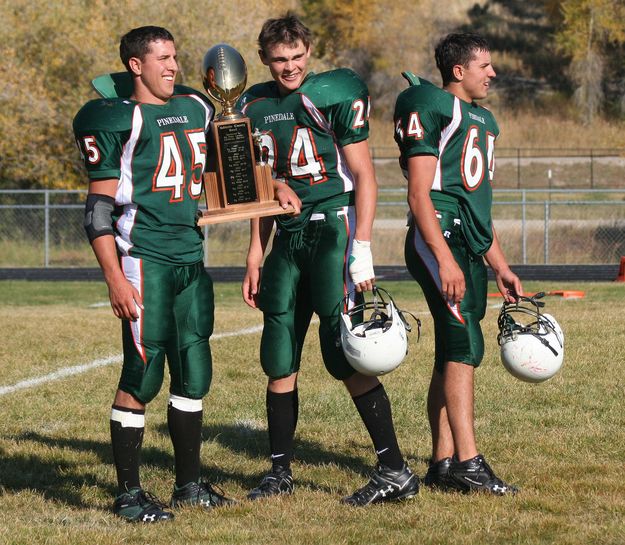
[202,43,247,118]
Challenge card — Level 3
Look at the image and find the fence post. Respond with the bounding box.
[522,190,527,264]
[590,149,594,189]
[44,190,50,268]
[517,148,521,189]
[544,201,550,264]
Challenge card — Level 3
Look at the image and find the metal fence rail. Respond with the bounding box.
[371,147,625,189]
[1,188,624,268]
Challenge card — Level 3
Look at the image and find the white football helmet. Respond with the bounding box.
[497,293,564,383]
[340,286,420,376]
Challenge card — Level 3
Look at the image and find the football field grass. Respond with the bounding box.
[0,280,623,545]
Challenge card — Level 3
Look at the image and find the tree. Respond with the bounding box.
[553,0,625,123]
[0,0,290,189]
[301,0,443,117]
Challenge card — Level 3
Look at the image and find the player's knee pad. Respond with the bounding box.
[260,313,300,378]
[131,378,164,404]
[171,341,212,399]
[119,348,167,404]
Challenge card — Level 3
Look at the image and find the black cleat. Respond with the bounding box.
[447,454,519,495]
[423,457,453,489]
[341,463,419,506]
[171,480,236,509]
[113,487,174,523]
[247,466,294,500]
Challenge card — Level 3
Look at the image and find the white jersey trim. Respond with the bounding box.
[187,93,215,131]
[121,255,146,361]
[115,105,144,254]
[409,223,465,324]
[342,205,357,308]
[432,97,462,191]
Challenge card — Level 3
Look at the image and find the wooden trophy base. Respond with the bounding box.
[198,163,295,225]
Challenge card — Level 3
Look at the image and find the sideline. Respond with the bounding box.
[0,325,264,397]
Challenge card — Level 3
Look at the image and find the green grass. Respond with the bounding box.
[0,280,624,544]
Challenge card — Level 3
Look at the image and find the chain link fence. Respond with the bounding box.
[1,187,624,268]
[371,147,625,190]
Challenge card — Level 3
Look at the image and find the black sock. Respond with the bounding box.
[352,384,404,470]
[267,389,298,471]
[110,405,145,493]
[167,397,203,487]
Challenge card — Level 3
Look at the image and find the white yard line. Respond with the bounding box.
[0,309,431,398]
[0,325,264,397]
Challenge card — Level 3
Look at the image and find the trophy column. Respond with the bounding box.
[198,43,293,225]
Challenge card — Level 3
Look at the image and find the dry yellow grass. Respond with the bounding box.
[0,280,624,545]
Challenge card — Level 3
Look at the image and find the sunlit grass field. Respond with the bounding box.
[0,280,624,545]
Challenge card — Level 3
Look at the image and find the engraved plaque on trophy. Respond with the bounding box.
[216,121,257,204]
[198,44,294,225]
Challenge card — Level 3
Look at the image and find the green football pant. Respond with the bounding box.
[258,207,358,380]
[118,256,214,403]
[404,207,487,372]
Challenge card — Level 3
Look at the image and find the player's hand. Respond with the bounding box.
[107,276,143,321]
[349,239,375,292]
[274,180,301,215]
[439,257,465,306]
[495,267,523,303]
[242,266,262,309]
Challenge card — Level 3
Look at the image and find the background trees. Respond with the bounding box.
[1,0,624,189]
[551,0,625,123]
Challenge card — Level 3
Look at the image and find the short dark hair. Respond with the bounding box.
[435,33,490,86]
[258,13,312,56]
[120,26,175,71]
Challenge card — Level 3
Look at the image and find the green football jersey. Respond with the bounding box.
[238,68,370,230]
[394,76,499,255]
[73,92,214,265]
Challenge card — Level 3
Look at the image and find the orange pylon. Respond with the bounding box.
[616,256,625,282]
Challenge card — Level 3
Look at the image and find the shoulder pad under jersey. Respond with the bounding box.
[299,68,368,109]
[73,98,134,134]
[395,76,448,108]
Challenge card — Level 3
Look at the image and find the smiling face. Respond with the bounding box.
[259,40,311,96]
[451,48,496,102]
[128,39,178,104]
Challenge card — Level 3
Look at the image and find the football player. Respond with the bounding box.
[394,33,523,494]
[239,14,418,506]
[73,26,299,522]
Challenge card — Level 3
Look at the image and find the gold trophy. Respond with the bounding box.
[198,44,293,225]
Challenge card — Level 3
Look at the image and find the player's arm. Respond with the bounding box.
[484,227,523,303]
[86,179,142,320]
[406,155,465,305]
[343,139,377,292]
[242,216,274,309]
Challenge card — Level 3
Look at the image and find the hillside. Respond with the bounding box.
[0,0,623,188]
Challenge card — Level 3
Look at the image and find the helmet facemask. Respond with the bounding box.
[340,286,420,376]
[497,292,564,383]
